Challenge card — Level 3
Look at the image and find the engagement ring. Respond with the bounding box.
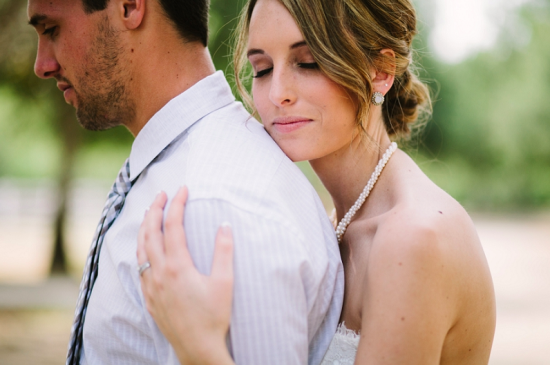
[138,261,151,276]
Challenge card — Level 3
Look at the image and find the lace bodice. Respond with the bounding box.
[321,323,360,365]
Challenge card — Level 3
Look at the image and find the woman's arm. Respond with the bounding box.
[137,187,236,365]
[355,224,456,364]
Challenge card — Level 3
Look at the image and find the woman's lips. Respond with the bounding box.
[272,117,313,134]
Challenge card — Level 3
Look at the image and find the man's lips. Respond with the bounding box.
[57,82,71,92]
[57,82,74,104]
[272,116,313,133]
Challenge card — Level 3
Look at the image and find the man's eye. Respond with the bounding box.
[298,62,319,70]
[42,26,57,37]
[253,67,273,78]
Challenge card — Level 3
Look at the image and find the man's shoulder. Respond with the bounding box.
[160,101,316,213]
[188,101,284,164]
[184,102,302,187]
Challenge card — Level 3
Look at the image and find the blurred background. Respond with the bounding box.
[0,0,549,363]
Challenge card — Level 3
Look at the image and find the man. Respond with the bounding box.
[27,0,343,364]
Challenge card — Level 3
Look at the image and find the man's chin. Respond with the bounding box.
[76,110,118,131]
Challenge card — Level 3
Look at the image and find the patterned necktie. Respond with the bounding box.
[66,158,135,365]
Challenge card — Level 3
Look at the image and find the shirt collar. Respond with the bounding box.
[129,71,235,181]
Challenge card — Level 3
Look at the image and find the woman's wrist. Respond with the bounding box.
[173,335,234,365]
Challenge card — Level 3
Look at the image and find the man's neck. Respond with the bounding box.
[124,31,216,137]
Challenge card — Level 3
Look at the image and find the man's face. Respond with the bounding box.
[28,0,135,131]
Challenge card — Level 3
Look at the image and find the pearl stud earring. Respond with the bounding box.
[371,91,384,106]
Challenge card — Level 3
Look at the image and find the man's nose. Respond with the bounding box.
[34,40,60,79]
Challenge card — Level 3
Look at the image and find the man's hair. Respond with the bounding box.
[81,0,210,46]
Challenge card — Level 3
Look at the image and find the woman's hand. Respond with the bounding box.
[137,187,235,365]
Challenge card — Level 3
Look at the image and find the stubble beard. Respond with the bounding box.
[75,15,136,131]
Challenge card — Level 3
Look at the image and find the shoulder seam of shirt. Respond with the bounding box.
[185,196,310,247]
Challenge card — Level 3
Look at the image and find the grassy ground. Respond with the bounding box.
[0,309,73,365]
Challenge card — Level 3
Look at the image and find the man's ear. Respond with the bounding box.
[371,49,396,95]
[120,0,145,30]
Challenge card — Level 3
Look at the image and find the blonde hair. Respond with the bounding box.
[233,0,432,138]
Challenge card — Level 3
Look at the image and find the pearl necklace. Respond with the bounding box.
[335,142,398,243]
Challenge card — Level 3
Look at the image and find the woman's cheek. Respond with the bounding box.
[252,85,270,121]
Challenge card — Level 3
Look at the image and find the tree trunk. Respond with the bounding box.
[49,101,82,275]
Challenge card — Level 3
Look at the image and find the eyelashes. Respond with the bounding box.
[42,26,57,38]
[253,62,319,78]
[253,67,273,78]
[297,62,319,70]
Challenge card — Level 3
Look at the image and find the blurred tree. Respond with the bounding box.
[421,1,550,208]
[0,0,245,277]
[209,0,248,90]
[0,0,79,275]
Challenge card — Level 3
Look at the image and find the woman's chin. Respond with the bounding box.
[279,144,318,163]
[268,132,323,162]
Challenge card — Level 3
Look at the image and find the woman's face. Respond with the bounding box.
[247,0,358,162]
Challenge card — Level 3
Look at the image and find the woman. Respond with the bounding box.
[137,0,496,363]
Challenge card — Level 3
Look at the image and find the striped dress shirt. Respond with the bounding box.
[80,71,344,365]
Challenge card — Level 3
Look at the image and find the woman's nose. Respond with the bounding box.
[269,68,296,107]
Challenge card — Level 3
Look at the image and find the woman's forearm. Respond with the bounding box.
[173,338,235,365]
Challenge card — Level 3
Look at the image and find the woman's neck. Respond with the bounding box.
[309,121,392,222]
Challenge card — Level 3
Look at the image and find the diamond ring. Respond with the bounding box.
[138,261,151,276]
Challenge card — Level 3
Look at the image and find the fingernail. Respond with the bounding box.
[155,190,163,197]
[221,221,232,236]
[144,207,150,217]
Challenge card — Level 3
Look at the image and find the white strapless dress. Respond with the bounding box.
[321,323,360,365]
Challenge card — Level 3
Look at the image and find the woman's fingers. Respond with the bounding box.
[210,223,234,333]
[211,223,234,287]
[164,186,192,265]
[136,208,149,267]
[141,191,168,271]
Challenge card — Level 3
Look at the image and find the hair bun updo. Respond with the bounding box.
[383,68,431,136]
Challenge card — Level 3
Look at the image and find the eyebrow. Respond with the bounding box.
[28,14,48,27]
[247,48,264,58]
[290,41,307,50]
[247,40,308,58]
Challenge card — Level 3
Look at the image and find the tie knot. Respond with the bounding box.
[112,159,133,197]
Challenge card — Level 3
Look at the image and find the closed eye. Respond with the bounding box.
[253,67,273,78]
[42,26,57,37]
[298,62,319,70]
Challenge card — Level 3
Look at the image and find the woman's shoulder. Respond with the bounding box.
[353,153,495,347]
[366,186,494,322]
[364,197,486,311]
[376,152,478,253]
[378,186,471,243]
[369,180,482,283]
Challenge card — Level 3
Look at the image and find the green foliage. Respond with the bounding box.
[209,0,248,73]
[420,3,550,209]
[0,88,58,177]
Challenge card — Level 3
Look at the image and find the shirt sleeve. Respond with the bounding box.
[175,198,333,365]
